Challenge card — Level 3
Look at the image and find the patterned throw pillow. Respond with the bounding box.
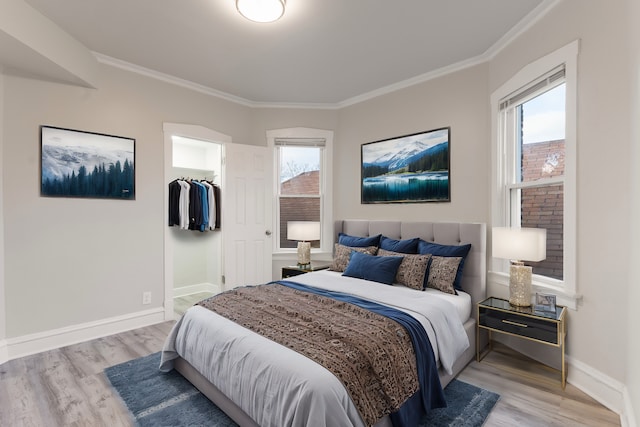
[418,241,471,291]
[378,249,431,290]
[426,256,462,294]
[330,244,378,272]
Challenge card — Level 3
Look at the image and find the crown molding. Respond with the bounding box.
[336,55,485,108]
[93,52,255,107]
[484,0,562,60]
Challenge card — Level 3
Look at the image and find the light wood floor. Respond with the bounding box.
[0,294,621,427]
[173,291,214,319]
[458,344,620,426]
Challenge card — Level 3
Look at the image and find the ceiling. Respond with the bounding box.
[20,0,547,106]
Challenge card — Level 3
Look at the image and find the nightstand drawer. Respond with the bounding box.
[479,307,559,344]
[282,268,307,278]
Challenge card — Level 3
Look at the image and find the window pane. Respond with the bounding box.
[279,147,320,195]
[279,197,321,249]
[519,83,565,183]
[517,184,564,280]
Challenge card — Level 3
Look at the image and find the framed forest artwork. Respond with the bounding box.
[361,127,450,203]
[40,125,135,200]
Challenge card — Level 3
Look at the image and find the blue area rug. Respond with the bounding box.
[105,352,499,427]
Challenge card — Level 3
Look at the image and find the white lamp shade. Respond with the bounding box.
[492,227,547,262]
[287,221,320,242]
[236,0,285,23]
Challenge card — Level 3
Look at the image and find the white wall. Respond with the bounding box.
[1,65,253,338]
[333,64,490,224]
[0,72,6,362]
[249,108,339,146]
[626,0,640,423]
[489,0,631,389]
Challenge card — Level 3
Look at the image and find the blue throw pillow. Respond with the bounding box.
[379,236,420,253]
[418,240,472,290]
[342,251,404,285]
[338,233,381,248]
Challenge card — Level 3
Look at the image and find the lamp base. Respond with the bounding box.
[296,241,311,267]
[509,262,532,307]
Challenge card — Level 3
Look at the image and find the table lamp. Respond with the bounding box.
[493,227,547,306]
[287,221,320,268]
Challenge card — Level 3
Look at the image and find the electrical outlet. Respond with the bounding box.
[142,291,152,305]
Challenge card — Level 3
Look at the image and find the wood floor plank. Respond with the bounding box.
[77,372,134,427]
[174,291,214,319]
[38,349,104,426]
[0,358,47,427]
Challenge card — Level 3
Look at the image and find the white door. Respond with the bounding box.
[222,143,272,289]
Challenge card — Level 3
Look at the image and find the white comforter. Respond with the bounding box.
[160,270,469,427]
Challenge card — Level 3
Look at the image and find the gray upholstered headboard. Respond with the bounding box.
[334,220,487,306]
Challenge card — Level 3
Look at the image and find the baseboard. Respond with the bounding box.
[621,387,637,427]
[0,339,8,365]
[5,307,165,361]
[567,355,626,421]
[173,282,220,298]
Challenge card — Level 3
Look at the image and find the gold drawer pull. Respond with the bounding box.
[502,319,528,328]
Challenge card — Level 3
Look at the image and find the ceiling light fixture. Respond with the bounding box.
[236,0,285,23]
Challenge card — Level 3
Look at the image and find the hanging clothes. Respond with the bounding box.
[194,181,209,232]
[178,180,191,230]
[213,184,221,230]
[168,180,182,226]
[168,178,221,232]
[201,181,216,230]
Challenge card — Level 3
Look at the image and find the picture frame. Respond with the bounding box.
[40,125,135,200]
[361,127,450,204]
[534,292,557,313]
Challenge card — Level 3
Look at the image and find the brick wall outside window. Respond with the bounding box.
[521,140,564,280]
[280,171,320,249]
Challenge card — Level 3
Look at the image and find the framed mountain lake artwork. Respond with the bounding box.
[361,127,450,204]
[40,125,135,200]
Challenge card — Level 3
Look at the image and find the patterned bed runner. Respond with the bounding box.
[197,283,419,426]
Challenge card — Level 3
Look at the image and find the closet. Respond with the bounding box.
[164,123,273,320]
[170,136,222,300]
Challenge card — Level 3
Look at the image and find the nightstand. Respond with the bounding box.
[477,296,567,388]
[281,263,330,279]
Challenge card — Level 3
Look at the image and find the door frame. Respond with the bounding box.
[162,123,231,321]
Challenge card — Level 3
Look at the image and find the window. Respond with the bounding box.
[491,41,578,306]
[276,143,322,249]
[504,74,565,280]
[267,128,334,254]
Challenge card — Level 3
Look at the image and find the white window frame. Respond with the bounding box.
[490,40,580,309]
[267,127,334,257]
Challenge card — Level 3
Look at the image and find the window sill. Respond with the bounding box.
[488,271,582,310]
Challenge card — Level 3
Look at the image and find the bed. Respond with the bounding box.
[160,220,486,427]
